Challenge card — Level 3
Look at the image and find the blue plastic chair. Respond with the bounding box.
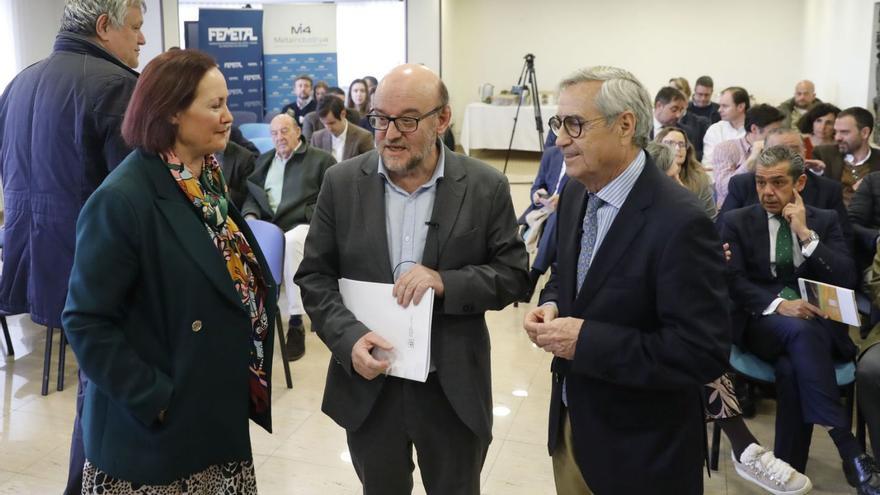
[231,110,258,125]
[246,219,292,389]
[710,344,856,470]
[263,111,280,124]
[239,123,271,140]
[251,137,274,154]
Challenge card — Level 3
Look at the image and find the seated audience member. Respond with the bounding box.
[646,141,811,495]
[309,97,374,162]
[712,104,784,208]
[688,75,722,124]
[347,78,371,121]
[652,86,708,160]
[521,145,567,295]
[241,114,336,361]
[703,86,750,168]
[847,170,880,270]
[314,80,329,104]
[655,127,716,219]
[302,86,362,140]
[778,80,822,130]
[720,128,850,240]
[861,247,880,465]
[669,76,691,99]
[363,75,378,94]
[280,74,316,125]
[797,102,840,154]
[813,107,880,206]
[216,139,257,210]
[723,146,880,492]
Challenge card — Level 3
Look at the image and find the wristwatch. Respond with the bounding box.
[799,230,819,246]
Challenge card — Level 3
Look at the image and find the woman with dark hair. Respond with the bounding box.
[346,78,371,116]
[654,126,716,219]
[798,102,841,154]
[63,48,276,493]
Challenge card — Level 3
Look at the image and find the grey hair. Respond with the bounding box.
[646,141,675,173]
[757,145,805,180]
[559,66,653,148]
[60,0,146,36]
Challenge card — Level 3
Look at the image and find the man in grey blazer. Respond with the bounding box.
[296,64,529,494]
[310,97,374,162]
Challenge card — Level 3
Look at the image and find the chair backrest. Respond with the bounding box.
[239,123,271,140]
[264,111,280,123]
[246,219,285,286]
[231,111,258,125]
[251,137,275,154]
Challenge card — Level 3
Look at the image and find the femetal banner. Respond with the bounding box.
[263,4,338,115]
[198,9,264,119]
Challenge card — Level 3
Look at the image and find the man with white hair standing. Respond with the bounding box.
[523,66,730,494]
[0,1,146,493]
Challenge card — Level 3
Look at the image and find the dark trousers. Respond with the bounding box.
[346,374,489,495]
[858,344,880,459]
[745,315,847,472]
[63,370,87,495]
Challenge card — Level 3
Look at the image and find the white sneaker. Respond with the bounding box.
[732,443,813,495]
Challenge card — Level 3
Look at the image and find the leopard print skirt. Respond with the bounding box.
[81,459,257,494]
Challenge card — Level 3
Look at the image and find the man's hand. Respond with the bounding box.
[351,332,393,380]
[722,242,732,263]
[776,299,828,320]
[393,264,444,307]
[532,188,549,205]
[804,158,826,174]
[534,317,584,360]
[523,304,558,344]
[782,189,810,240]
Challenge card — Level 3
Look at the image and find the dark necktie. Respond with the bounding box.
[775,215,799,300]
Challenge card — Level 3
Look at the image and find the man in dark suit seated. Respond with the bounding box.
[280,74,317,125]
[813,107,880,206]
[719,128,852,244]
[241,114,336,361]
[722,145,880,492]
[215,139,256,210]
[523,65,730,494]
[650,86,707,160]
[846,170,880,271]
[309,97,374,162]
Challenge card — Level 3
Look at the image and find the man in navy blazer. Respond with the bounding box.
[523,66,730,494]
[722,146,880,491]
[719,128,852,245]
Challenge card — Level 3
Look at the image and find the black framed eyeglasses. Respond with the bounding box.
[367,106,443,133]
[548,115,607,139]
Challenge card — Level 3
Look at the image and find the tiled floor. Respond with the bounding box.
[0,149,865,494]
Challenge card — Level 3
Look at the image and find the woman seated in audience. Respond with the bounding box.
[654,126,717,219]
[669,76,691,100]
[63,49,276,494]
[797,102,841,156]
[646,141,812,495]
[347,78,371,118]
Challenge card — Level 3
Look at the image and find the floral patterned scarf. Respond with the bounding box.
[162,150,271,415]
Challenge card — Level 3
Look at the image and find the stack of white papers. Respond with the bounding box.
[338,278,433,382]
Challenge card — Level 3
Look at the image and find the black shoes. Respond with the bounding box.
[843,454,880,494]
[286,316,305,362]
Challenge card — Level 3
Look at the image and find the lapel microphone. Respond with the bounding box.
[425,221,439,229]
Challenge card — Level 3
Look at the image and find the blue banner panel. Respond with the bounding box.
[263,53,337,115]
[198,9,264,118]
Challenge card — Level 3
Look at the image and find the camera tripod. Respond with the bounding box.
[503,53,545,175]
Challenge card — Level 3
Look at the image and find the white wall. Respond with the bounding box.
[440,0,877,140]
[406,0,441,73]
[10,0,65,70]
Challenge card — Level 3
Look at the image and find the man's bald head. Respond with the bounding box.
[373,64,449,113]
[370,64,452,179]
[794,80,816,109]
[270,113,301,158]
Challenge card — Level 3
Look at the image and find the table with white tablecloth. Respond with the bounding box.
[459,103,557,155]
